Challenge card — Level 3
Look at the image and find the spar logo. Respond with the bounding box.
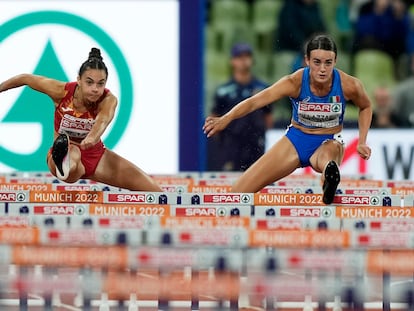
[332,103,341,113]
[0,11,133,171]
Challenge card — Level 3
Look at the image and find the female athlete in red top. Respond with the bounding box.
[0,48,162,191]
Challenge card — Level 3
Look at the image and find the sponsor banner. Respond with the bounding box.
[89,204,170,217]
[160,184,187,194]
[173,228,248,247]
[355,232,413,248]
[134,247,244,276]
[104,192,175,204]
[5,269,239,300]
[280,250,362,270]
[366,250,414,274]
[339,179,384,188]
[8,177,56,184]
[7,203,87,216]
[0,183,52,191]
[342,219,414,232]
[11,246,128,268]
[260,186,322,194]
[393,187,414,195]
[42,228,143,246]
[253,218,305,230]
[0,216,30,227]
[103,270,239,301]
[29,191,103,203]
[249,230,349,248]
[34,204,81,215]
[0,191,28,202]
[173,193,253,205]
[0,227,39,244]
[200,193,253,205]
[132,247,197,268]
[0,1,179,174]
[8,274,82,296]
[196,178,236,187]
[254,193,324,206]
[368,219,414,231]
[387,181,414,188]
[160,216,250,229]
[254,205,335,219]
[244,276,326,300]
[153,177,194,188]
[43,228,99,245]
[94,216,159,229]
[189,185,232,193]
[172,205,251,217]
[336,206,414,219]
[89,204,169,217]
[275,174,320,187]
[144,228,248,247]
[53,184,104,191]
[333,195,401,206]
[62,215,159,229]
[338,187,391,196]
[253,217,340,231]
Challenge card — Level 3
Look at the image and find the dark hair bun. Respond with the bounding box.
[88,47,103,61]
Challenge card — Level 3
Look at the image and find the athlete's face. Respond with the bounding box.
[305,49,336,84]
[77,69,107,103]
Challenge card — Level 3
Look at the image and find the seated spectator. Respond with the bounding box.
[275,0,327,80]
[352,0,410,61]
[391,54,414,127]
[371,85,402,128]
[275,0,326,52]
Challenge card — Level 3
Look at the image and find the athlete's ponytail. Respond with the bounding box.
[78,47,108,77]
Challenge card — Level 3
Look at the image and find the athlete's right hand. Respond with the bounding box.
[203,116,229,137]
[80,135,99,150]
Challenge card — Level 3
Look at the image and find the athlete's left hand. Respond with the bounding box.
[357,143,371,160]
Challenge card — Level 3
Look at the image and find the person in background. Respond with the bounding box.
[391,54,414,127]
[370,85,401,127]
[275,0,327,53]
[352,0,410,62]
[207,43,273,171]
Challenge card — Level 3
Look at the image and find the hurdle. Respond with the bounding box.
[0,172,413,310]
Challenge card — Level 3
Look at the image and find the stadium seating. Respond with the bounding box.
[209,0,250,53]
[204,49,230,114]
[271,50,298,81]
[252,0,282,53]
[353,49,396,105]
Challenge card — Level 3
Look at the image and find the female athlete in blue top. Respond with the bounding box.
[203,35,372,204]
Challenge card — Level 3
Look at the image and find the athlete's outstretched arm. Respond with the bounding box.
[342,72,372,160]
[203,72,301,137]
[80,93,117,150]
[0,74,65,103]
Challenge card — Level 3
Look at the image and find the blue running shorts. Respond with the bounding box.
[285,125,344,167]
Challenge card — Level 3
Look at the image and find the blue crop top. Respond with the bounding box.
[290,67,346,129]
